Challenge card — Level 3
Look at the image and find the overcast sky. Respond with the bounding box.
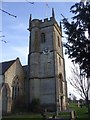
[0,1,81,99]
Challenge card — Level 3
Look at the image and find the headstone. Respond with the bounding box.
[70,110,76,119]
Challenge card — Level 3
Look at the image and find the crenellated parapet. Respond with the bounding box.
[28,8,62,33]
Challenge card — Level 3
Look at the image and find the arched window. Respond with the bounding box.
[59,57,61,66]
[57,36,60,47]
[2,83,11,113]
[59,73,63,94]
[12,76,20,100]
[34,31,39,51]
[35,31,38,41]
[41,33,46,43]
[12,83,19,100]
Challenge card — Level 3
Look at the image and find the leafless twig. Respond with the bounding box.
[25,0,34,4]
[1,40,8,43]
[0,8,17,18]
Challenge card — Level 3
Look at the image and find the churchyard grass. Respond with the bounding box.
[1,114,42,120]
[57,102,88,119]
[1,118,42,120]
[69,102,88,119]
[1,102,88,120]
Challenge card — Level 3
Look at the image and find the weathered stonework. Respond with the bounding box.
[28,9,67,112]
[0,58,25,114]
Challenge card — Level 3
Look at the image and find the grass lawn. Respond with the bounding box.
[1,113,43,120]
[68,102,88,119]
[56,102,88,119]
[1,102,89,120]
[1,118,42,120]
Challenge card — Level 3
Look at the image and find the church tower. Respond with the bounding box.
[28,9,67,112]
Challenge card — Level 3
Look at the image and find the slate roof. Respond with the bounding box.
[0,60,16,75]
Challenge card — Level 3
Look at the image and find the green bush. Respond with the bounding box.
[30,98,41,113]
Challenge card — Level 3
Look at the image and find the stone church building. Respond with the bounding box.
[0,58,25,113]
[0,9,67,114]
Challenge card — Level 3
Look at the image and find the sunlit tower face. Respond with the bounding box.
[28,8,67,112]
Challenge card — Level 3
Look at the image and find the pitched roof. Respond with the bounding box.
[23,65,28,71]
[22,65,28,74]
[0,59,16,75]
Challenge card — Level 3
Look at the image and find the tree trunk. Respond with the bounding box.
[88,101,90,118]
[86,96,90,118]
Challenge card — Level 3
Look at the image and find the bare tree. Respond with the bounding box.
[68,64,88,101]
[68,64,90,114]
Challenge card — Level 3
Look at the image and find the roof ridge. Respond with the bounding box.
[0,59,16,64]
